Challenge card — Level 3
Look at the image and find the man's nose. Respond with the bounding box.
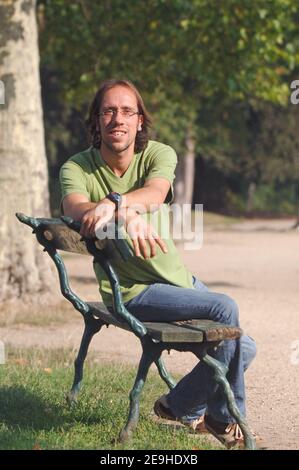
[113,109,125,123]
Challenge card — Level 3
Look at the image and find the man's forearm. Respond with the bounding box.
[69,189,161,221]
[63,181,168,222]
[121,186,165,214]
[64,201,100,221]
[65,202,96,221]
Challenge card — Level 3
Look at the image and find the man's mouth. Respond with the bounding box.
[109,130,127,137]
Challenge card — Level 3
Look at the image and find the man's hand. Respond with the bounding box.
[80,199,115,238]
[118,208,168,259]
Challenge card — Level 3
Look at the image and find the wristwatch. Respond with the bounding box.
[106,191,123,209]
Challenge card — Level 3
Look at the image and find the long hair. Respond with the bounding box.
[86,79,152,153]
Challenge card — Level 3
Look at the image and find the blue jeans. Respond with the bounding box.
[111,276,256,424]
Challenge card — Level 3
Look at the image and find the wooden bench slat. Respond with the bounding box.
[172,319,243,342]
[40,221,127,263]
[88,302,242,343]
[42,222,92,255]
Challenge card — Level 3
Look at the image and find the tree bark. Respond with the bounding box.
[173,127,196,238]
[0,0,57,304]
[246,182,256,214]
[174,127,195,206]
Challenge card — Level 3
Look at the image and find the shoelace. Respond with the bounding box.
[189,415,205,431]
[226,423,259,440]
[225,423,243,441]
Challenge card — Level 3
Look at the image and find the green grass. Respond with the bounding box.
[0,347,219,450]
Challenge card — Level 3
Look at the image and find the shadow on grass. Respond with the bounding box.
[0,386,66,430]
[0,349,219,450]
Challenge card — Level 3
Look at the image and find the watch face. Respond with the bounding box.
[108,192,122,206]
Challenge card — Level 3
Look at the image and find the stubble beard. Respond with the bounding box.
[101,127,137,156]
[102,138,132,155]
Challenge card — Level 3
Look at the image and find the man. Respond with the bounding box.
[60,79,257,449]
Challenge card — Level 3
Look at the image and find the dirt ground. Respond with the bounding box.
[1,218,299,450]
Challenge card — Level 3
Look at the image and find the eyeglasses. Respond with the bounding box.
[99,108,140,118]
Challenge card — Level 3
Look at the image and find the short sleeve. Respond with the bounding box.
[145,144,177,203]
[145,145,177,182]
[59,160,90,203]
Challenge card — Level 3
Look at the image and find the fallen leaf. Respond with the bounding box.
[12,358,28,366]
[32,443,42,450]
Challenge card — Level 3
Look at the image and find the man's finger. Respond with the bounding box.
[132,238,141,257]
[155,236,168,253]
[147,235,157,258]
[87,217,101,238]
[138,237,148,259]
[94,217,108,237]
[80,218,93,238]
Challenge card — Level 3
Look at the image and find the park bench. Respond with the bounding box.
[16,213,256,449]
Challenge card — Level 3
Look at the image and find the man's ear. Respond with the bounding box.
[138,115,144,131]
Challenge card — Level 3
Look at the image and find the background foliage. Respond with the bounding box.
[37,0,299,215]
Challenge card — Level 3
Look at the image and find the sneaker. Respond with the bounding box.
[204,414,263,449]
[154,394,208,433]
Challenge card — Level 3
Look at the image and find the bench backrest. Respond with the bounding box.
[16,213,133,263]
[16,212,149,338]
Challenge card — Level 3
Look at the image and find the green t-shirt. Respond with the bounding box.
[59,140,194,306]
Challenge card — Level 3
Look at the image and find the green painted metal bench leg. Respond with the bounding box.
[118,351,154,442]
[202,353,256,450]
[119,340,161,442]
[67,316,104,405]
[155,357,176,390]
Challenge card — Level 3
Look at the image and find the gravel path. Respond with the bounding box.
[1,219,298,449]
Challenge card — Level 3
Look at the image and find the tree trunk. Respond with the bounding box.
[174,127,195,206]
[246,182,256,214]
[0,0,57,304]
[173,127,196,239]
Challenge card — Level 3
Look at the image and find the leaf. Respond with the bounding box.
[32,443,42,450]
[259,9,267,19]
[12,358,28,366]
